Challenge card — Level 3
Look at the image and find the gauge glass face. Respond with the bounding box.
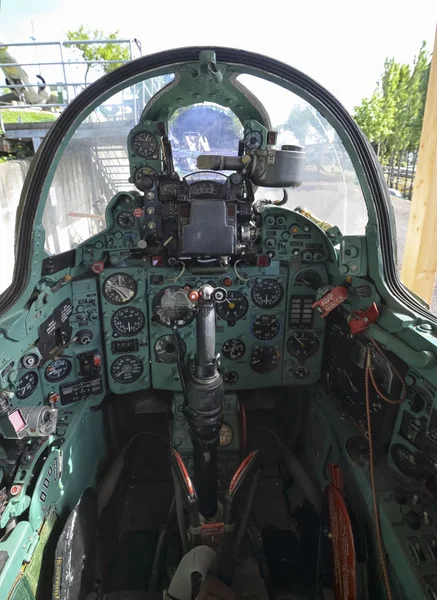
[222,339,246,360]
[112,306,145,336]
[251,314,280,341]
[16,371,38,399]
[116,210,136,229]
[251,279,284,309]
[295,270,322,290]
[45,359,72,382]
[155,335,186,364]
[216,291,248,322]
[223,371,239,384]
[103,273,138,305]
[220,422,234,447]
[134,166,157,191]
[346,437,370,465]
[131,131,158,158]
[390,443,417,478]
[287,331,319,359]
[153,286,197,328]
[249,347,280,374]
[244,130,263,150]
[110,355,144,383]
[294,366,310,379]
[189,181,223,198]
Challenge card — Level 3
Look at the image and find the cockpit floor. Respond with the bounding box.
[99,426,174,593]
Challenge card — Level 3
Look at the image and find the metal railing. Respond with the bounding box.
[0,39,156,120]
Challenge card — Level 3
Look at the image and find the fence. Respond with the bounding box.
[0,39,161,123]
[383,148,419,201]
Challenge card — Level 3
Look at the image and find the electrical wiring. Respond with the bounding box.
[234,259,252,282]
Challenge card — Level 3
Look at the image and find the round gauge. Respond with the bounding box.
[112,306,145,336]
[223,371,239,385]
[110,355,144,383]
[155,335,186,364]
[222,339,246,360]
[216,291,248,322]
[134,166,157,191]
[220,422,234,447]
[131,131,158,158]
[16,371,38,399]
[244,131,263,150]
[408,386,432,414]
[251,279,284,309]
[44,359,72,382]
[103,273,138,305]
[287,331,319,359]
[251,314,281,341]
[21,352,40,369]
[346,437,370,466]
[294,366,310,379]
[296,270,322,290]
[153,287,197,328]
[116,210,136,229]
[390,443,417,478]
[250,347,280,374]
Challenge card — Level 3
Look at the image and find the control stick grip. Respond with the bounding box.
[196,299,216,379]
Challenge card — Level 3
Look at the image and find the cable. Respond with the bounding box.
[234,259,252,282]
[168,260,186,282]
[365,347,393,600]
[367,339,407,404]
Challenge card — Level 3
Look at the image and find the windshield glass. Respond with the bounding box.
[38,67,368,257]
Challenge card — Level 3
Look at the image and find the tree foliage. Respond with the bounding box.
[65,26,130,81]
[353,42,431,161]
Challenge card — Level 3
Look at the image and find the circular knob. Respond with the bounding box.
[406,510,421,530]
[393,486,407,505]
[212,288,227,303]
[77,329,94,345]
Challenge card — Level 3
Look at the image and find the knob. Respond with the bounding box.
[212,288,227,303]
[393,487,406,505]
[77,329,94,345]
[406,510,421,530]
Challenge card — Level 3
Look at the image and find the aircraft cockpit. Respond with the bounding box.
[0,47,436,600]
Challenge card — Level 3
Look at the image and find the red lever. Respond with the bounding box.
[348,302,379,334]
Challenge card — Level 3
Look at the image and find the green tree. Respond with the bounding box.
[353,42,431,162]
[65,26,130,82]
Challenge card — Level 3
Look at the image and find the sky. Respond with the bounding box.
[0,0,435,112]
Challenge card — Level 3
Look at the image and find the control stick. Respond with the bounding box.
[183,285,226,519]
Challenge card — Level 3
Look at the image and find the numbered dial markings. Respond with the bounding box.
[295,270,322,290]
[131,131,158,158]
[103,273,138,305]
[45,359,72,382]
[134,166,157,191]
[110,355,144,383]
[287,331,319,359]
[250,347,280,374]
[116,211,136,229]
[251,279,284,309]
[16,371,38,399]
[390,443,417,478]
[112,307,145,336]
[222,339,246,360]
[216,291,248,322]
[223,371,239,385]
[153,286,197,328]
[251,314,280,341]
[155,335,186,364]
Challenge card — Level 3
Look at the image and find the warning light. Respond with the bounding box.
[133,208,143,218]
[291,225,299,234]
[91,261,105,274]
[223,277,232,287]
[189,291,199,302]
[10,484,22,496]
[256,256,270,267]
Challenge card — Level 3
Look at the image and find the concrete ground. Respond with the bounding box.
[390,197,437,314]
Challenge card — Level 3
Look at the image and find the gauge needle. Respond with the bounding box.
[294,335,305,347]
